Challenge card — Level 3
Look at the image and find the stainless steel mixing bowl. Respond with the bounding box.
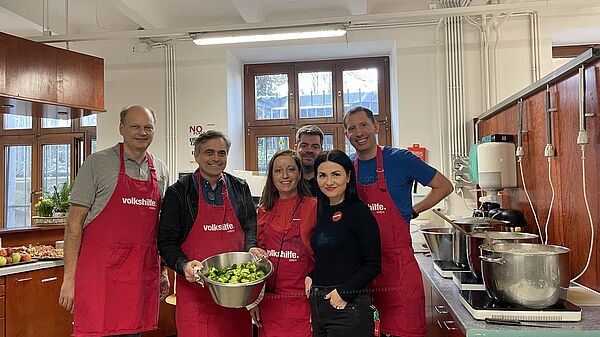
[420,228,454,261]
[199,252,273,308]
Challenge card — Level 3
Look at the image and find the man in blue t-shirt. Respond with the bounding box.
[345,107,452,222]
[344,106,452,337]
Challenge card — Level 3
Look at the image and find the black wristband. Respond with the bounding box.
[411,208,419,219]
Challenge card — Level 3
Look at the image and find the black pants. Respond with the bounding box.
[309,286,374,337]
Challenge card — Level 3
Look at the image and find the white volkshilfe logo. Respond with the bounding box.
[368,203,387,213]
[121,197,157,207]
[267,249,299,259]
[203,223,235,232]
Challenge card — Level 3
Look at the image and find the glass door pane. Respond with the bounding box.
[256,136,289,174]
[255,74,289,120]
[342,68,379,114]
[4,145,32,228]
[323,134,334,151]
[298,71,333,118]
[3,115,33,130]
[42,144,71,194]
[42,118,71,128]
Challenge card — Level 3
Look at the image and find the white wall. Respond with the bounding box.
[68,7,599,216]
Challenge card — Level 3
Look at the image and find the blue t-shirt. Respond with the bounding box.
[353,147,437,223]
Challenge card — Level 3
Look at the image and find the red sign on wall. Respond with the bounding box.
[407,144,427,162]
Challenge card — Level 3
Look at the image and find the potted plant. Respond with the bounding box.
[34,198,55,217]
[50,181,73,217]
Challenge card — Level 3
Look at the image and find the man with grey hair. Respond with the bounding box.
[295,124,324,195]
[158,130,265,337]
[59,105,170,337]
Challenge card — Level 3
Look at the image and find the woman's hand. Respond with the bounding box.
[304,276,312,298]
[249,306,262,327]
[324,289,347,310]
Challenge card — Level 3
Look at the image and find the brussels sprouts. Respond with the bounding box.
[205,261,267,284]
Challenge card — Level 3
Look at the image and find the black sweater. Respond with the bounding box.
[157,172,257,276]
[310,198,381,301]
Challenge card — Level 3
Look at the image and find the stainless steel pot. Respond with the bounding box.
[420,228,454,261]
[466,232,538,278]
[452,217,505,268]
[199,252,273,308]
[480,243,570,309]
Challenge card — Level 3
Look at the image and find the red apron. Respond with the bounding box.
[259,198,313,337]
[175,173,252,337]
[354,146,426,337]
[74,143,161,337]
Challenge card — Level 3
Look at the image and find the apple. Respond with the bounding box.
[11,253,20,264]
[20,253,31,262]
[6,247,13,255]
[0,256,6,266]
[6,256,12,264]
[0,248,6,257]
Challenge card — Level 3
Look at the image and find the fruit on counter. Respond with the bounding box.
[11,252,21,263]
[0,248,6,257]
[6,247,13,255]
[6,256,12,264]
[0,256,6,266]
[20,253,32,262]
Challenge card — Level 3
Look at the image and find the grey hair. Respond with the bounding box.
[119,105,157,124]
[194,130,232,154]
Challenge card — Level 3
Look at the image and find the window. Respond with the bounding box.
[0,111,96,228]
[244,57,391,171]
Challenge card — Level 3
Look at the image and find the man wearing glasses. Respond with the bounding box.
[60,105,170,337]
[295,124,324,196]
[158,130,265,337]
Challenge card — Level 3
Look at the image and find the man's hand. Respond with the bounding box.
[183,260,203,282]
[325,289,347,310]
[59,278,75,313]
[248,247,268,259]
[159,268,170,301]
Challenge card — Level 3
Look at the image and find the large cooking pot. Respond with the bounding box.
[452,217,505,268]
[467,232,538,278]
[480,243,570,309]
[198,252,273,308]
[420,228,454,261]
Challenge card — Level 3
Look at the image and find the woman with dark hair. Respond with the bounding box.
[251,149,317,337]
[308,149,381,337]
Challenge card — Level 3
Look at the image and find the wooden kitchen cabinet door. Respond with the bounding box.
[4,36,57,103]
[57,49,105,111]
[0,33,6,94]
[6,267,72,337]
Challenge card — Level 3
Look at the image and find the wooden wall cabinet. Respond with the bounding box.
[5,267,72,337]
[0,31,105,113]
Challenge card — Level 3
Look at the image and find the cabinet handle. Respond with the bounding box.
[442,320,458,330]
[17,278,32,282]
[434,305,448,314]
[41,277,58,283]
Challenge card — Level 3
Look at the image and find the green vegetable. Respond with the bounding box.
[205,261,267,284]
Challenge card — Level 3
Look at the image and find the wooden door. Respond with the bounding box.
[6,267,72,337]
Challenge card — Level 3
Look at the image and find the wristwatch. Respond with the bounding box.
[411,208,419,219]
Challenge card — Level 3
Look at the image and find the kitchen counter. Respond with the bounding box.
[415,253,600,336]
[0,259,64,277]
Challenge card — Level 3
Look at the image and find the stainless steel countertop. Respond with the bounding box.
[415,253,600,337]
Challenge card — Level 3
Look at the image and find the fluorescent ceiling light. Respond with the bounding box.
[192,25,347,46]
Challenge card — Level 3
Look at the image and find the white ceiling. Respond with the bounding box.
[0,0,599,45]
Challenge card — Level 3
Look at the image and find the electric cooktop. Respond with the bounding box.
[459,290,582,322]
[433,260,469,278]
